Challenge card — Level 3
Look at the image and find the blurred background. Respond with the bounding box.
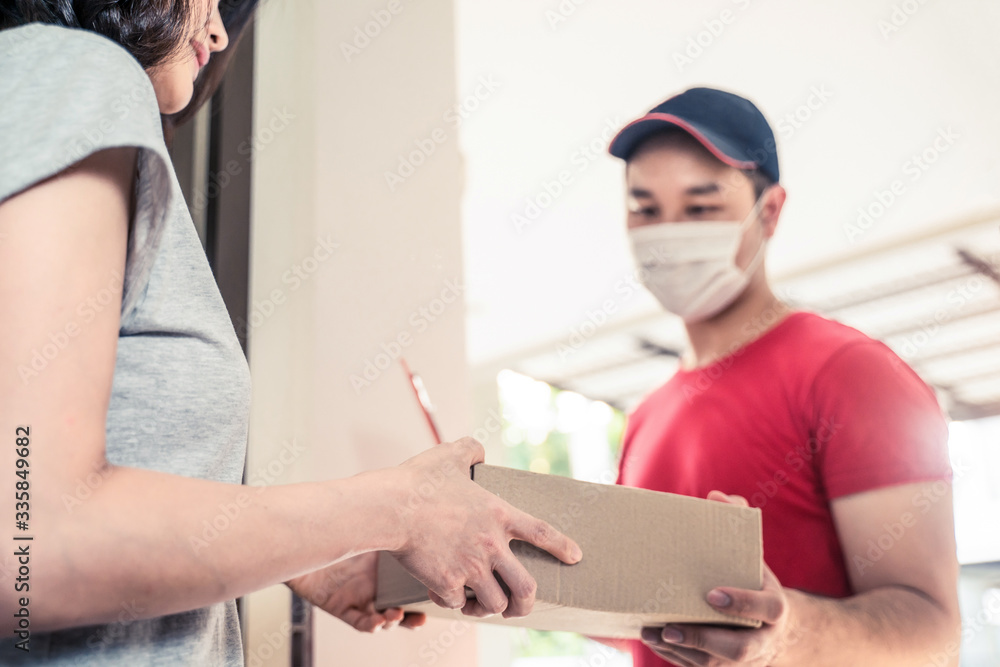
[166,0,1000,664]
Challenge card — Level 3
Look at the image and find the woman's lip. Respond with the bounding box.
[192,39,209,69]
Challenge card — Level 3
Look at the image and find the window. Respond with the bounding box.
[496,370,631,667]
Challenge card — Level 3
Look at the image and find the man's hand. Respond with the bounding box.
[640,491,793,666]
[286,552,426,633]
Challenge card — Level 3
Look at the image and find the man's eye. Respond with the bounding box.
[687,206,719,216]
[627,204,657,217]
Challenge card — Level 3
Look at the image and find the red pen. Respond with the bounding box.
[400,358,443,445]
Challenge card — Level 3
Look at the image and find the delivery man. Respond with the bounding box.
[606,87,961,666]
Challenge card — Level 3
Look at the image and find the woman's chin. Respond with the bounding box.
[155,87,195,116]
[147,67,195,115]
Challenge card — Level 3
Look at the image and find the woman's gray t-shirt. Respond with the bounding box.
[0,23,252,665]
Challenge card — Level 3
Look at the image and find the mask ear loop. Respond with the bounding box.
[735,186,772,276]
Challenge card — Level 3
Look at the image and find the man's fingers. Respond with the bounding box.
[494,555,538,618]
[709,584,784,624]
[639,631,704,667]
[658,623,768,662]
[707,564,783,624]
[707,489,750,507]
[646,643,709,667]
[508,510,583,565]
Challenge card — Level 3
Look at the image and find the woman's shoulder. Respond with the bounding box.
[1,21,145,70]
[0,22,168,202]
[0,23,177,326]
[0,22,159,114]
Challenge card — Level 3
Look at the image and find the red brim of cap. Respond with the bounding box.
[607,112,757,170]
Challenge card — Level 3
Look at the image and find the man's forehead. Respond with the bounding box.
[626,141,735,181]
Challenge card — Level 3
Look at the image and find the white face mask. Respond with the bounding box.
[628,193,768,324]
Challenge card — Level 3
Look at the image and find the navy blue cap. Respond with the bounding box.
[608,87,779,183]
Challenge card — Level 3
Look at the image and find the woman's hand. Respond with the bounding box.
[286,553,425,632]
[389,437,583,619]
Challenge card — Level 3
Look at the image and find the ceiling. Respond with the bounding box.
[455,0,1000,420]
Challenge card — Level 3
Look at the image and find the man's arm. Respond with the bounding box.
[641,484,961,666]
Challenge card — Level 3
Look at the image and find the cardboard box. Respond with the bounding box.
[375,464,762,638]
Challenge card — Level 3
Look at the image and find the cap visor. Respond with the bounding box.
[608,113,756,170]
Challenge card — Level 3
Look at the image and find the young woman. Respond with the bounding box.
[0,1,582,664]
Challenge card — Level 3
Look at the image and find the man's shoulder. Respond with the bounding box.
[776,310,875,349]
[625,311,896,417]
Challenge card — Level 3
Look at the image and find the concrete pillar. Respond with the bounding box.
[244,0,475,664]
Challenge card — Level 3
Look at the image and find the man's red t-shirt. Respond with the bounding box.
[615,311,952,667]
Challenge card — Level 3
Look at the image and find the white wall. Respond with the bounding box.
[456,0,1000,366]
[244,0,477,665]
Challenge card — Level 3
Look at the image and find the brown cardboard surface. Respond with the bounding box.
[375,464,763,638]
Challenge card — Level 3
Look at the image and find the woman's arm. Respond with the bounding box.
[0,148,581,633]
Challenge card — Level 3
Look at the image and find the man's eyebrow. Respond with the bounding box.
[628,183,722,199]
[685,182,721,196]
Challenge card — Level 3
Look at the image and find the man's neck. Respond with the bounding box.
[681,281,793,369]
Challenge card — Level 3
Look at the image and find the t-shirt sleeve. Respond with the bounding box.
[809,339,952,499]
[0,23,174,325]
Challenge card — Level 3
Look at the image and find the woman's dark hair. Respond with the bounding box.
[0,0,258,127]
[2,0,198,69]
